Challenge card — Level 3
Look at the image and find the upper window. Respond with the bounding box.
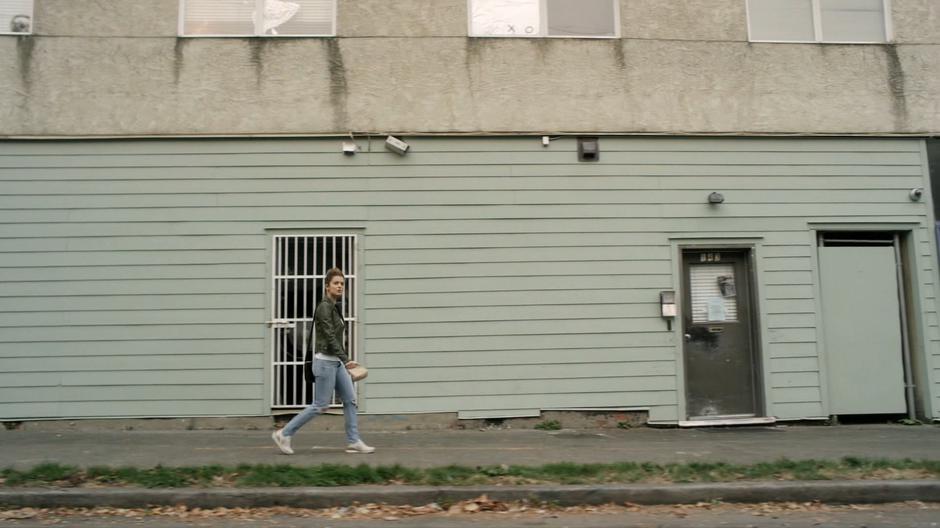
[469,0,620,38]
[747,0,892,43]
[180,0,335,37]
[1,0,32,35]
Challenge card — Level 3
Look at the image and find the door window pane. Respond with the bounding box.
[748,0,815,41]
[820,0,886,42]
[0,0,32,34]
[546,0,616,37]
[690,264,738,324]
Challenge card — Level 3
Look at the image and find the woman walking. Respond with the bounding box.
[272,267,374,455]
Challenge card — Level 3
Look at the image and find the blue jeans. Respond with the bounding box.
[282,359,361,444]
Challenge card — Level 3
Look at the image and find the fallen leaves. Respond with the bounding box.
[0,499,937,522]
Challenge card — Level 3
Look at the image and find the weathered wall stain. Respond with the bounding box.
[248,39,265,89]
[531,38,553,64]
[173,38,185,85]
[463,38,483,129]
[465,37,484,67]
[611,39,626,71]
[882,45,909,130]
[17,35,35,91]
[325,39,348,131]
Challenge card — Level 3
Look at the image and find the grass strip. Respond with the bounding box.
[2,458,939,489]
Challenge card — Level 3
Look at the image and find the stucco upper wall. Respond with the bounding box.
[3,0,939,136]
[620,0,748,42]
[892,0,940,44]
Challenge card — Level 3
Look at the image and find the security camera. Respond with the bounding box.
[11,15,30,33]
[384,136,409,156]
[910,188,924,201]
[341,141,358,155]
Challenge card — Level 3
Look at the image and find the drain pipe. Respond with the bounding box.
[893,233,916,421]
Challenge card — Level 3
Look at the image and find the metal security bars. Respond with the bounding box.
[271,234,357,409]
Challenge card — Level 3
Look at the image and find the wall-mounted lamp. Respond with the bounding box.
[342,140,359,155]
[708,192,725,204]
[385,135,410,156]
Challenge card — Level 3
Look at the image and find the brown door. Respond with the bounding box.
[682,249,760,419]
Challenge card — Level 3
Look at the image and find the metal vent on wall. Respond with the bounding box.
[818,231,895,247]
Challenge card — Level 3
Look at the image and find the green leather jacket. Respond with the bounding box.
[307,295,349,364]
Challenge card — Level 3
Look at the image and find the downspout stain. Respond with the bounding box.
[611,39,626,71]
[883,44,909,131]
[531,38,552,64]
[465,37,484,66]
[465,38,484,91]
[16,35,35,91]
[248,39,265,89]
[465,38,483,130]
[173,39,186,85]
[325,39,348,132]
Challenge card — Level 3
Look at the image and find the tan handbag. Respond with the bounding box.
[348,364,368,382]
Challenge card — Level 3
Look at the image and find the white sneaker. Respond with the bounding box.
[345,440,375,454]
[272,429,294,455]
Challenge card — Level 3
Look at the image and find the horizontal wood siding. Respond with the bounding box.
[0,137,936,421]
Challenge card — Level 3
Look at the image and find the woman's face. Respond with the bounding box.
[326,275,345,300]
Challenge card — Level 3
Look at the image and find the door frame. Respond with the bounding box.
[669,237,770,425]
[263,226,367,414]
[808,223,927,419]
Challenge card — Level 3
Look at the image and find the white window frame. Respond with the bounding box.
[178,0,337,38]
[468,0,621,39]
[746,0,893,44]
[1,0,34,35]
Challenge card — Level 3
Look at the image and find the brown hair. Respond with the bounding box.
[325,267,345,287]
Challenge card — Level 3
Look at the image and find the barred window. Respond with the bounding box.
[271,234,358,409]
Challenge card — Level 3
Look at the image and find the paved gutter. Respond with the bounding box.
[2,480,939,509]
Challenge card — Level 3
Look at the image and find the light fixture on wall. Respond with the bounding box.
[708,192,725,204]
[342,140,358,155]
[385,135,410,156]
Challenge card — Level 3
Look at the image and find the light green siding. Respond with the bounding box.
[0,137,937,422]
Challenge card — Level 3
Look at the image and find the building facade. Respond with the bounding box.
[1,0,939,424]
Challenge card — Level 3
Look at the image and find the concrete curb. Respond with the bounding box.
[2,480,939,509]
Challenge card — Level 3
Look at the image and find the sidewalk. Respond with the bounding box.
[2,423,938,470]
[2,423,939,508]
